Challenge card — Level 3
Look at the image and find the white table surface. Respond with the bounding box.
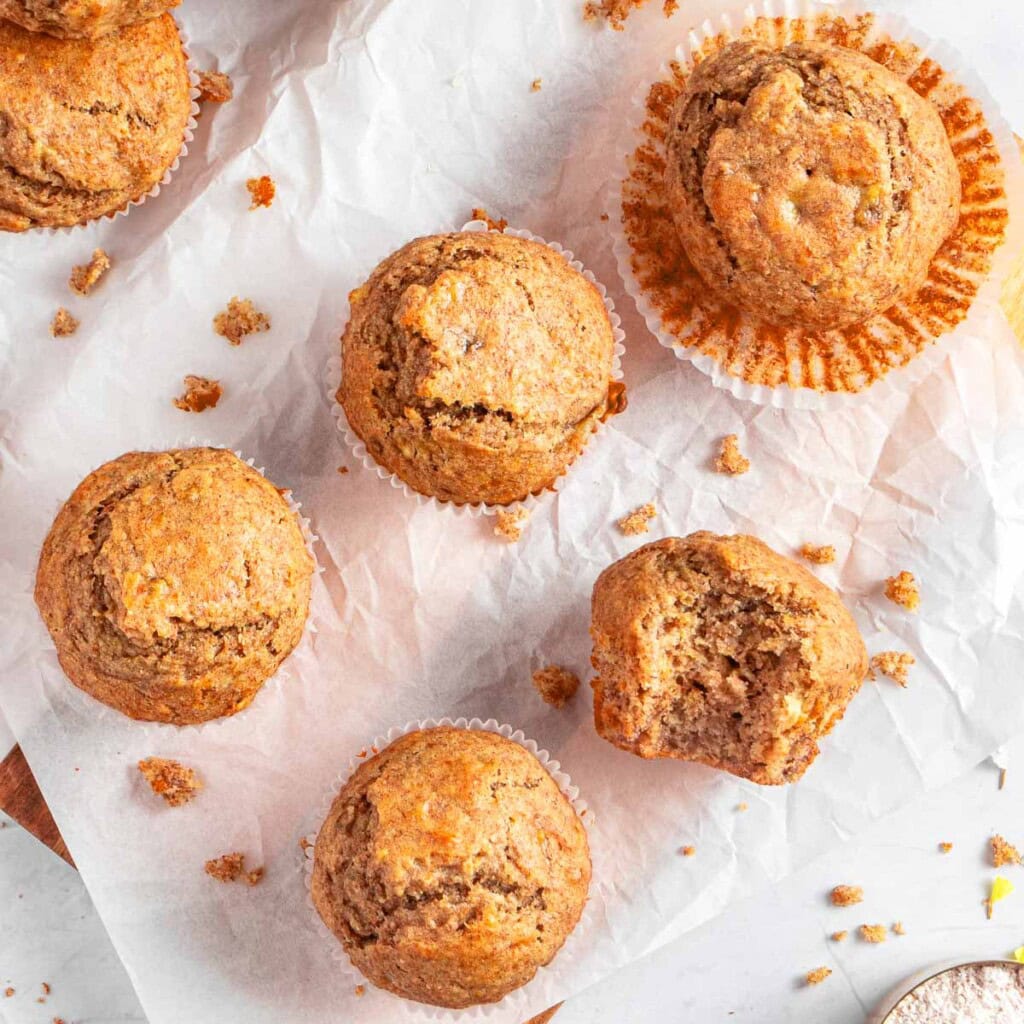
[1,1,1023,1021]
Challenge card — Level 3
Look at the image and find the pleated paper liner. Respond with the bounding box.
[612,0,1024,411]
[326,220,627,518]
[300,716,599,1022]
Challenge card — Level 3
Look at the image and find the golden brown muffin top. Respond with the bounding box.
[312,727,591,1008]
[665,41,960,329]
[0,0,180,39]
[0,15,192,231]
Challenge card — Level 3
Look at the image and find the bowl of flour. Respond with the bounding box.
[869,961,1024,1023]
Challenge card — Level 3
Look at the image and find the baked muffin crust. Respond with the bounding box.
[590,533,867,785]
[0,0,180,39]
[664,41,961,329]
[35,448,314,724]
[311,727,591,1008]
[339,231,617,506]
[0,15,192,231]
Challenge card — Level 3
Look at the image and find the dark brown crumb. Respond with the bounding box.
[831,930,848,942]
[494,507,530,543]
[831,885,864,907]
[859,924,887,943]
[50,308,79,338]
[41,984,50,996]
[530,78,542,92]
[532,665,581,708]
[892,921,906,936]
[885,571,920,611]
[805,967,832,986]
[337,466,349,475]
[247,176,276,210]
[869,651,915,687]
[69,248,111,296]
[137,757,202,807]
[715,434,750,475]
[583,0,649,30]
[214,297,270,346]
[939,842,954,854]
[992,834,1022,868]
[617,502,657,536]
[471,207,508,232]
[801,543,836,565]
[173,375,222,413]
[680,845,696,857]
[197,70,233,103]
[205,852,246,883]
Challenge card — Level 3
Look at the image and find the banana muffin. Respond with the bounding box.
[0,15,192,231]
[0,0,179,38]
[311,727,591,1008]
[338,231,618,506]
[35,448,314,725]
[664,41,961,329]
[590,533,867,785]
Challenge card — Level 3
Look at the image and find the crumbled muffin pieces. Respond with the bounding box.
[583,0,648,30]
[869,651,915,687]
[831,930,848,942]
[939,842,954,854]
[715,434,750,475]
[680,845,696,857]
[173,375,222,413]
[137,757,202,807]
[859,924,887,943]
[801,544,836,565]
[4,987,13,997]
[494,507,530,543]
[892,921,906,936]
[663,0,679,14]
[617,502,657,536]
[50,309,79,338]
[885,571,920,611]
[197,70,233,104]
[247,176,276,210]
[205,852,262,884]
[354,985,366,997]
[69,248,111,296]
[831,885,863,907]
[245,867,265,886]
[530,78,542,92]
[214,297,270,346]
[471,207,508,232]
[805,967,832,986]
[992,834,1022,868]
[532,665,581,708]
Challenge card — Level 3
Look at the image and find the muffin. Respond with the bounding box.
[0,0,180,38]
[664,41,961,329]
[311,727,591,1008]
[34,448,314,725]
[0,15,192,232]
[338,231,618,506]
[590,533,867,785]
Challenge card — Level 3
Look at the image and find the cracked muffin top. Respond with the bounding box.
[0,0,180,39]
[664,41,961,329]
[34,448,314,724]
[311,727,591,1008]
[338,231,618,506]
[0,15,192,231]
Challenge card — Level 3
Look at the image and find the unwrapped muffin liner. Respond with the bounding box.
[45,437,324,736]
[325,221,627,517]
[609,0,1024,411]
[300,716,599,1022]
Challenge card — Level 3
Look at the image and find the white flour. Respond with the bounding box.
[888,964,1024,1023]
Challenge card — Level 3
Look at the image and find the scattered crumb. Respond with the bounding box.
[805,967,832,986]
[714,434,750,475]
[831,930,848,942]
[299,837,311,853]
[869,651,915,687]
[992,835,1022,868]
[532,665,581,709]
[247,175,276,210]
[214,297,270,346]
[50,308,79,338]
[173,375,222,413]
[69,248,111,296]
[137,757,202,807]
[4,987,13,997]
[801,543,836,565]
[859,924,887,944]
[736,802,748,812]
[892,921,906,936]
[583,0,649,30]
[663,0,679,13]
[197,70,233,103]
[939,842,954,854]
[54,1019,67,1024]
[830,885,864,907]
[205,852,246,883]
[41,984,50,996]
[245,867,265,887]
[471,207,508,232]
[987,876,1015,919]
[337,466,349,475]
[617,502,657,536]
[37,997,45,1003]
[530,78,542,92]
[354,985,366,997]
[600,212,609,222]
[494,507,530,543]
[680,845,696,857]
[884,570,920,611]
[1000,768,1008,790]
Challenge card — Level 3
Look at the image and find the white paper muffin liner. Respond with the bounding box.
[43,18,201,236]
[300,716,599,1021]
[326,220,627,518]
[609,0,1024,411]
[42,438,323,737]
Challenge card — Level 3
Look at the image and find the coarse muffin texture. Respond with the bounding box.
[34,448,314,725]
[0,15,192,232]
[0,0,179,38]
[590,533,868,785]
[339,231,617,506]
[311,727,591,1008]
[664,41,961,329]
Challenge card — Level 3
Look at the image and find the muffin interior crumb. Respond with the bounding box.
[205,852,246,883]
[470,207,507,232]
[197,70,233,103]
[494,507,530,542]
[137,757,201,807]
[869,651,915,687]
[214,297,270,346]
[801,544,836,565]
[859,923,887,943]
[532,665,581,708]
[173,375,222,413]
[805,966,832,986]
[50,308,79,338]
[831,885,863,907]
[991,834,1022,868]
[618,502,657,536]
[714,434,750,475]
[69,249,111,296]
[247,176,276,210]
[885,571,920,611]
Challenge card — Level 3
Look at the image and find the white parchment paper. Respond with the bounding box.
[1,1,1023,1022]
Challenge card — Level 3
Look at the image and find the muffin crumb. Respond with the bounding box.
[4,988,13,997]
[831,885,863,907]
[600,213,610,222]
[831,930,848,942]
[197,70,233,103]
[50,308,79,338]
[247,176,276,210]
[583,0,647,30]
[337,466,349,475]
[245,867,265,886]
[299,837,311,853]
[214,297,270,346]
[939,842,954,854]
[205,852,246,883]
[530,78,542,92]
[859,924,887,943]
[137,757,202,807]
[999,768,1008,790]
[354,985,365,997]
[801,544,836,565]
[470,207,507,232]
[494,507,530,543]
[69,249,111,296]
[173,375,222,413]
[991,835,1022,868]
[41,984,50,996]
[663,0,678,14]
[618,502,657,536]
[532,665,581,708]
[885,571,920,611]
[680,845,696,857]
[715,434,750,475]
[805,967,831,986]
[736,802,748,812]
[869,651,915,687]
[892,921,906,936]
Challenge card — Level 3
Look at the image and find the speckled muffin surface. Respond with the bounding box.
[311,727,591,1008]
[338,231,618,506]
[664,40,961,329]
[0,15,192,232]
[590,533,867,785]
[34,448,314,725]
[0,0,180,39]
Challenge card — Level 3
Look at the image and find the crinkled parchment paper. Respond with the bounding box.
[0,1,1023,1022]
